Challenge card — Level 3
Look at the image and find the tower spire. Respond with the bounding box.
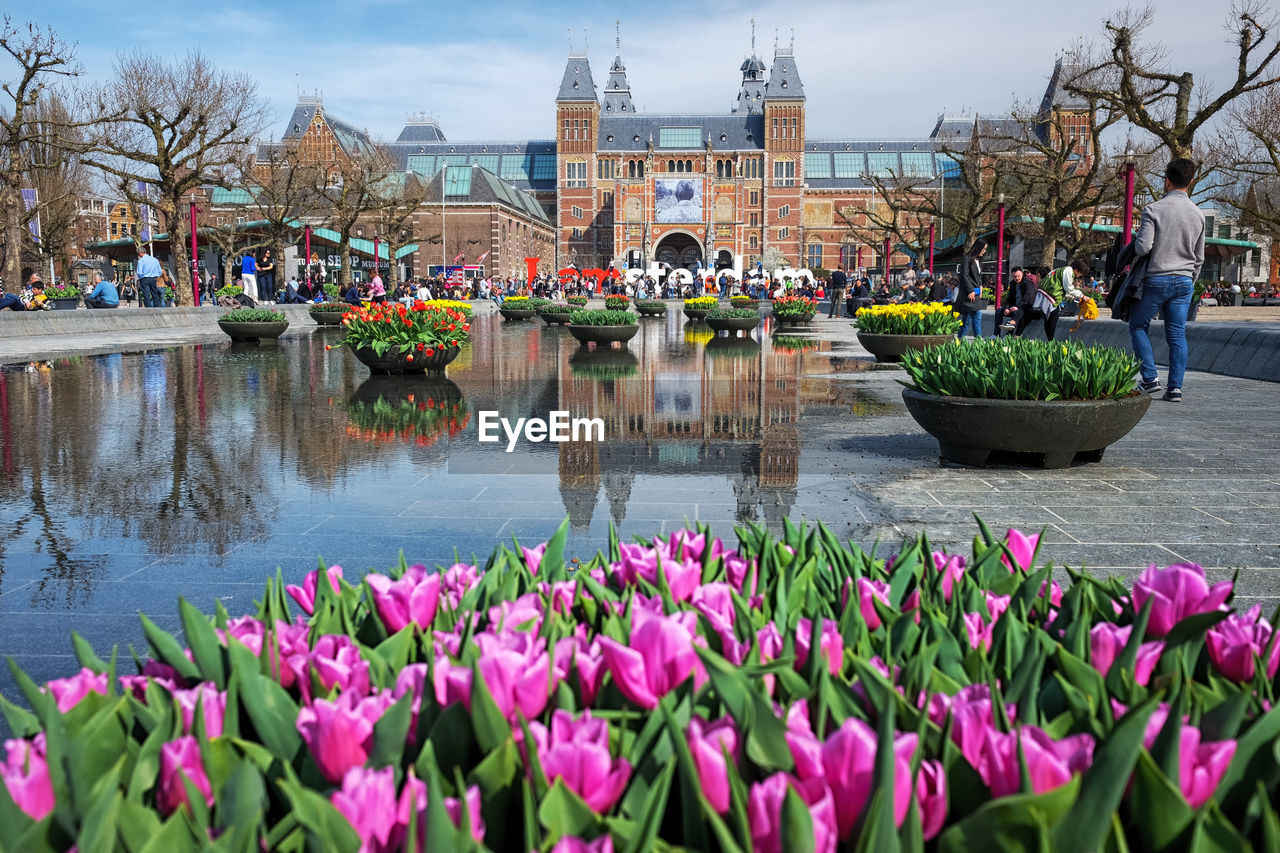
[616,19,621,53]
[751,18,756,53]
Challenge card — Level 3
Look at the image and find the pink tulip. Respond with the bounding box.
[522,542,547,574]
[785,701,825,780]
[173,683,227,739]
[821,717,917,839]
[984,592,1011,622]
[399,776,486,846]
[439,562,480,609]
[46,667,107,712]
[156,736,214,816]
[218,617,310,689]
[916,760,948,840]
[286,565,344,614]
[473,630,551,723]
[367,566,441,634]
[664,529,708,562]
[487,592,545,633]
[555,635,605,705]
[393,663,430,738]
[1,734,54,821]
[933,551,967,600]
[332,766,403,853]
[542,580,579,615]
[724,551,757,595]
[748,772,838,853]
[1001,528,1039,573]
[551,837,615,853]
[296,692,392,783]
[1089,624,1164,685]
[1179,727,1236,809]
[309,634,371,698]
[1206,605,1280,682]
[529,710,631,813]
[692,583,745,661]
[973,726,1094,798]
[857,578,890,631]
[687,716,741,814]
[432,652,473,710]
[598,610,704,709]
[795,618,843,676]
[120,659,184,700]
[1132,563,1232,637]
[948,685,1018,767]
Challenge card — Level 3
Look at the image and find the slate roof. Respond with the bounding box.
[735,54,767,115]
[764,49,804,99]
[596,113,765,152]
[602,54,635,114]
[557,52,598,102]
[395,120,447,143]
[975,117,1039,153]
[420,165,550,224]
[1040,60,1092,113]
[281,99,377,158]
[929,116,975,146]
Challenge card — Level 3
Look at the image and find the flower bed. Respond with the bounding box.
[770,294,818,321]
[423,299,473,317]
[568,309,637,326]
[901,338,1138,401]
[45,284,83,301]
[729,295,759,309]
[336,301,470,360]
[855,302,962,336]
[685,296,718,311]
[4,520,1279,851]
[566,295,589,307]
[603,295,631,311]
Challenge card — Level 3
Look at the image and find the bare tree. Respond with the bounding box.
[1214,84,1280,237]
[81,50,268,305]
[0,17,84,292]
[28,93,91,280]
[315,146,390,288]
[1067,2,1280,162]
[369,170,427,290]
[240,140,324,286]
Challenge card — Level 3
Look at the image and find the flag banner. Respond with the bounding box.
[452,252,466,263]
[475,250,491,263]
[20,189,39,241]
[137,180,151,242]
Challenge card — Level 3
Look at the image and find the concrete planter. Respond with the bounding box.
[706,315,761,335]
[217,319,289,342]
[857,332,954,363]
[635,304,668,317]
[567,324,640,348]
[683,307,712,321]
[348,343,461,375]
[310,309,347,325]
[774,312,816,327]
[499,307,535,321]
[538,310,574,326]
[49,298,80,311]
[901,387,1152,468]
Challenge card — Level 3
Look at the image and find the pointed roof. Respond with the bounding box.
[602,54,634,114]
[735,52,767,114]
[395,118,447,143]
[557,51,598,103]
[1040,59,1091,113]
[764,42,804,100]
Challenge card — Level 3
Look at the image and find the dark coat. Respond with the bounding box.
[829,269,848,290]
[954,255,984,314]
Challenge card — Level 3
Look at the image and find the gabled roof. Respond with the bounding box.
[557,52,598,103]
[596,114,764,152]
[975,117,1038,153]
[1040,59,1092,113]
[280,98,376,158]
[421,164,550,224]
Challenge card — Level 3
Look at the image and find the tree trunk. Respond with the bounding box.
[339,234,353,288]
[2,186,24,294]
[1039,224,1059,270]
[167,200,194,307]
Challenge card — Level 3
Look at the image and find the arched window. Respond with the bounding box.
[716,161,723,178]
[686,159,693,172]
[628,160,636,178]
[668,160,675,172]
[749,234,758,249]
[637,162,644,177]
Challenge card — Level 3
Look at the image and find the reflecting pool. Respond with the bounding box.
[0,313,902,694]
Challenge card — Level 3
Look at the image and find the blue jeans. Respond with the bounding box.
[138,276,160,308]
[1129,274,1192,390]
[958,311,982,338]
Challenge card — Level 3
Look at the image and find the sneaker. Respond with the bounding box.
[1163,388,1182,402]
[1137,378,1162,395]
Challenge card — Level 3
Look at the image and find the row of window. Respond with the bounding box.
[406,153,556,183]
[803,151,951,181]
[772,116,800,140]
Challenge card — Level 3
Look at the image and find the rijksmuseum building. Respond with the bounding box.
[280,34,1088,280]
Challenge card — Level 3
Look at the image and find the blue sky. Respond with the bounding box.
[32,0,1237,145]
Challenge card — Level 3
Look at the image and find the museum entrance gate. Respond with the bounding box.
[654,233,704,271]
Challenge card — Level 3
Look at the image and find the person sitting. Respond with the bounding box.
[85,271,119,308]
[343,282,362,305]
[283,278,306,304]
[995,267,1031,336]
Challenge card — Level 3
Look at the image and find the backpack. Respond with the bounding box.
[234,293,257,308]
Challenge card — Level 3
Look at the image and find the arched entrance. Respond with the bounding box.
[715,249,734,270]
[654,232,704,271]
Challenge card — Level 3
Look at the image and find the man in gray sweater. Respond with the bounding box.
[1129,158,1205,402]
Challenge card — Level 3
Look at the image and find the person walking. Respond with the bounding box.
[136,247,163,308]
[84,271,119,308]
[240,252,258,302]
[954,240,987,338]
[258,250,276,303]
[369,269,386,304]
[827,265,848,318]
[1129,158,1205,403]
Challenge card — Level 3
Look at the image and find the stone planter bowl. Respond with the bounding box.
[773,312,816,327]
[218,319,289,342]
[539,310,574,326]
[348,343,462,375]
[48,298,80,311]
[901,387,1153,469]
[310,309,348,326]
[636,304,668,317]
[706,315,761,335]
[683,307,712,321]
[567,324,640,348]
[857,332,955,363]
[498,307,536,321]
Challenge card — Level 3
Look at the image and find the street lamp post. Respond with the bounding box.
[373,234,380,280]
[304,226,312,281]
[1122,146,1136,246]
[995,193,1006,310]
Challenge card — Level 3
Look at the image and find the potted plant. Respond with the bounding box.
[346,377,470,446]
[634,299,668,317]
[899,337,1152,468]
[683,295,718,321]
[323,283,343,302]
[217,307,290,342]
[498,295,535,321]
[309,302,349,326]
[854,301,960,362]
[566,294,589,307]
[770,294,819,326]
[604,294,632,311]
[536,302,575,325]
[567,308,640,348]
[44,283,82,310]
[214,284,244,300]
[729,294,759,310]
[705,307,761,335]
[335,301,470,374]
[1189,281,1206,321]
